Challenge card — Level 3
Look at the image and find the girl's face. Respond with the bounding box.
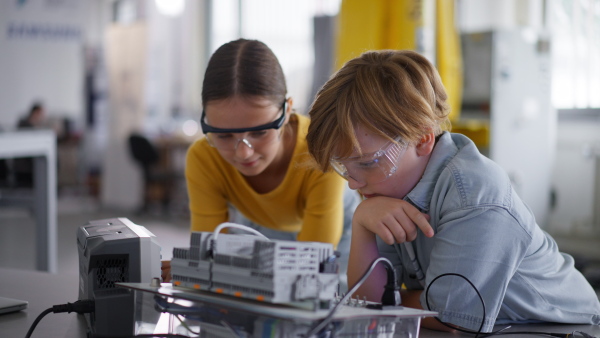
[338,126,429,200]
[204,96,288,177]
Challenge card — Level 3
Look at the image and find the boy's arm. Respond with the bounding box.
[349,197,433,300]
[402,289,456,332]
[347,221,387,301]
[349,197,452,331]
[348,224,452,332]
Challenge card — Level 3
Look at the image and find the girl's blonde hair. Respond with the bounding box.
[307,49,451,171]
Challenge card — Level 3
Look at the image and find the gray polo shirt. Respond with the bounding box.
[377,132,600,332]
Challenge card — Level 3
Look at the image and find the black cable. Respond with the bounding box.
[425,274,597,338]
[24,299,95,338]
[425,273,487,337]
[24,308,53,338]
[381,265,402,306]
[26,298,191,338]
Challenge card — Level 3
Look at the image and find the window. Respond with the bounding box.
[210,0,341,112]
[550,0,600,109]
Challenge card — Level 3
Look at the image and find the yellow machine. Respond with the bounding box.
[335,0,489,148]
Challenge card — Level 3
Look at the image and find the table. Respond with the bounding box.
[1,265,598,337]
[154,134,195,174]
[421,323,600,337]
[0,267,87,337]
[152,134,194,215]
[0,130,57,273]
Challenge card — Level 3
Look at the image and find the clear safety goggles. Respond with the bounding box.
[330,137,408,184]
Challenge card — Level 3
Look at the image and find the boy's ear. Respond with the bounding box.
[416,132,436,156]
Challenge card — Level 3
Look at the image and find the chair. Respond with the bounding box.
[127,133,174,214]
[0,159,9,187]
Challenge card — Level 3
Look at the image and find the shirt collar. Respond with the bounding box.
[404,131,459,212]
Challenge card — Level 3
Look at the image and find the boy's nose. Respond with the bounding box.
[347,176,366,190]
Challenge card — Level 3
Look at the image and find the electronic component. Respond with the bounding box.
[77,217,161,337]
[170,226,340,309]
[118,226,437,336]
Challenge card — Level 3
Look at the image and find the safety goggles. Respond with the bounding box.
[201,101,286,151]
[330,137,408,184]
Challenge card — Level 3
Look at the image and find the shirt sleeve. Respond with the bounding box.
[419,206,531,332]
[186,140,229,232]
[295,169,346,246]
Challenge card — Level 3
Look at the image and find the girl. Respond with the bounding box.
[163,39,358,283]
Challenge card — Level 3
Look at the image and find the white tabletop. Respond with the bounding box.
[0,129,57,273]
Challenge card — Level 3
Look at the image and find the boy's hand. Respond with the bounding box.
[353,196,433,245]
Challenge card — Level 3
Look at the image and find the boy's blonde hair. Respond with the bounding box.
[307,49,451,171]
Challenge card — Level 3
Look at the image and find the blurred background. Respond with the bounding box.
[0,0,599,285]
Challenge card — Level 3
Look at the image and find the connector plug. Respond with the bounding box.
[381,266,402,307]
[52,299,95,314]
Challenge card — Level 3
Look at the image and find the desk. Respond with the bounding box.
[0,130,57,273]
[0,267,87,337]
[152,135,195,216]
[421,324,600,337]
[154,134,195,174]
[1,266,598,338]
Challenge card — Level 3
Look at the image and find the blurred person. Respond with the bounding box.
[14,102,47,187]
[17,102,46,129]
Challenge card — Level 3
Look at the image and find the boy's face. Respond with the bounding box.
[340,126,428,200]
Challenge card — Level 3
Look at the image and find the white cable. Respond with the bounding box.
[303,257,395,337]
[212,222,270,241]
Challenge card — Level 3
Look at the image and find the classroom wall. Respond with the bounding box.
[3,0,597,234]
[548,117,600,236]
[0,0,87,130]
[99,0,207,210]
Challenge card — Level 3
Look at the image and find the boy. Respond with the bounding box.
[306,49,600,332]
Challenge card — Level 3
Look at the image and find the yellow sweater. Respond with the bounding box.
[185,114,346,245]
